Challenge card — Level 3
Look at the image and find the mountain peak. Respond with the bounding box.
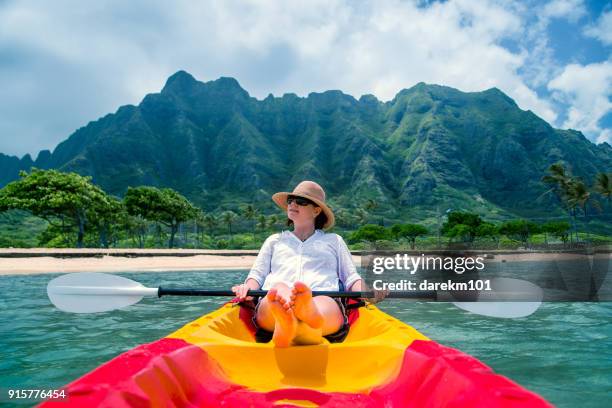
[213,76,243,89]
[307,90,356,104]
[34,150,52,168]
[162,70,197,94]
[207,77,250,100]
[359,94,380,104]
[392,82,433,100]
[161,72,249,100]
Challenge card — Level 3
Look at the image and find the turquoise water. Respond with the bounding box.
[1,271,611,407]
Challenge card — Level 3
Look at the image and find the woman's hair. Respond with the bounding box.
[286,211,328,230]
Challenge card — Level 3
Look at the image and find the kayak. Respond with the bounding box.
[39,303,551,407]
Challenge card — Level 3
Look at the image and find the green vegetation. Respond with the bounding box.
[349,224,392,243]
[124,186,199,248]
[0,210,47,247]
[499,220,541,248]
[0,169,115,248]
[391,224,428,249]
[441,211,483,243]
[0,167,610,250]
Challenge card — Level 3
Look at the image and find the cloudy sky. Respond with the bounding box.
[1,0,610,158]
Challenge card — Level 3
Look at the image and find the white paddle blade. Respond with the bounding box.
[453,301,542,319]
[453,277,543,319]
[47,272,158,313]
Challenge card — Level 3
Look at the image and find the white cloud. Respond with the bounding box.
[597,129,611,145]
[1,0,606,156]
[519,0,587,89]
[584,10,612,45]
[540,0,587,22]
[548,61,612,144]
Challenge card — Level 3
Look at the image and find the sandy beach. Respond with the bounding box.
[0,254,260,275]
[0,249,360,275]
[0,248,607,276]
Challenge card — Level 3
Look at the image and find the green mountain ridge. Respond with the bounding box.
[1,71,611,220]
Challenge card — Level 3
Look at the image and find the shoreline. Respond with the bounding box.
[0,248,607,276]
[0,254,259,276]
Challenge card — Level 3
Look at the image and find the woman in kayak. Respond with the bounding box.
[232,180,378,347]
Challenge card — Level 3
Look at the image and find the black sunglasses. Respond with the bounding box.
[287,195,316,206]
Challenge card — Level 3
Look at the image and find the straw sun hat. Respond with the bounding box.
[272,181,335,229]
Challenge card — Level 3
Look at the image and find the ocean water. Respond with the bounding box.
[0,270,611,407]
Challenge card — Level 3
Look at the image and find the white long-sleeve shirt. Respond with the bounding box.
[246,230,362,291]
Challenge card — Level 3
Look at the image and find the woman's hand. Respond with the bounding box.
[368,288,389,304]
[231,284,252,301]
[350,279,389,304]
[232,278,261,301]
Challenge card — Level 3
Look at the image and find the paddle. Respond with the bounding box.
[452,277,543,318]
[47,272,542,318]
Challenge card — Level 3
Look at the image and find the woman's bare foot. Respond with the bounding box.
[290,282,324,329]
[266,288,297,347]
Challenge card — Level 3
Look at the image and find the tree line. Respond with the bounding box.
[348,163,611,249]
[0,164,609,249]
[0,169,298,248]
[349,212,574,249]
[0,169,196,248]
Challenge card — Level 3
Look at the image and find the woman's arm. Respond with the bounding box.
[336,235,362,290]
[244,233,279,287]
[335,234,386,302]
[349,279,365,291]
[234,234,278,301]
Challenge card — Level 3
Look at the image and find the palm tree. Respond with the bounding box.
[542,163,572,203]
[567,179,602,241]
[241,204,259,237]
[594,173,612,208]
[203,213,218,238]
[256,214,267,235]
[567,179,592,217]
[221,211,238,240]
[267,214,280,231]
[194,210,206,245]
[542,163,577,242]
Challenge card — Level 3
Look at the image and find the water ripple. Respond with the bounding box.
[1,271,611,408]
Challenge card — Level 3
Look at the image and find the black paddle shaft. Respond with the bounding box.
[157,287,438,300]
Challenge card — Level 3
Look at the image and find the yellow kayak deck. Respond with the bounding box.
[168,303,429,393]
